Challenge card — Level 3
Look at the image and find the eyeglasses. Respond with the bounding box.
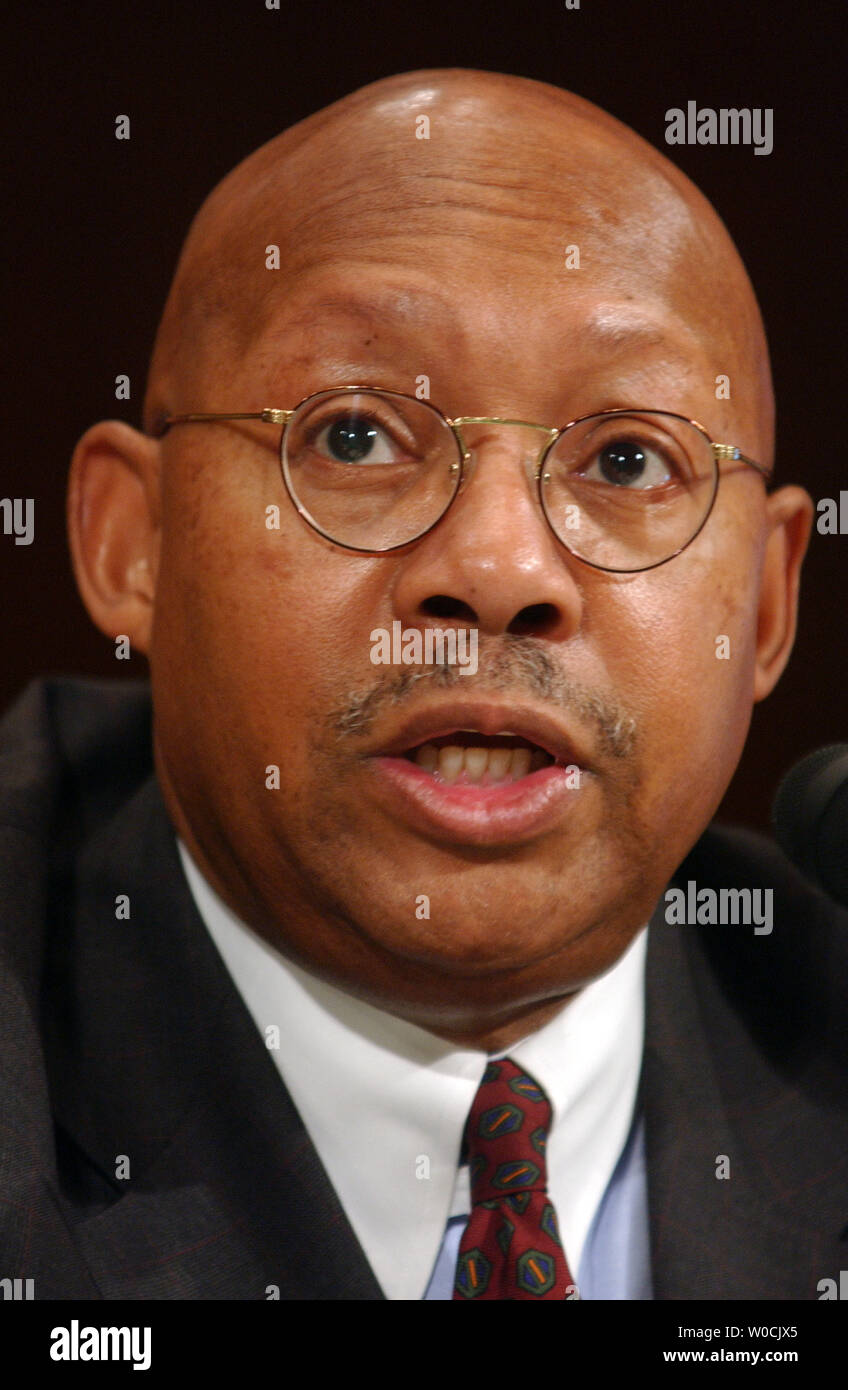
[154,386,772,573]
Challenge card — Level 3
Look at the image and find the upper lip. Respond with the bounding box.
[368,700,591,768]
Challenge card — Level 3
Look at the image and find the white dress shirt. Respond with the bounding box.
[177,838,649,1301]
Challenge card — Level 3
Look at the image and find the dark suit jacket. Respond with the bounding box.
[1,677,846,1299]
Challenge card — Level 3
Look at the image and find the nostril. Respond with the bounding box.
[423,595,478,623]
[508,602,560,637]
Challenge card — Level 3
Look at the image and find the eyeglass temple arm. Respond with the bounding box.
[151,409,291,438]
[712,442,772,481]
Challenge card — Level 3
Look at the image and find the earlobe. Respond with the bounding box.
[67,420,162,656]
[753,485,814,702]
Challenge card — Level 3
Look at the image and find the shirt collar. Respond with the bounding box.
[177,838,646,1300]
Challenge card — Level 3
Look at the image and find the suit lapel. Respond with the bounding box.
[45,775,383,1299]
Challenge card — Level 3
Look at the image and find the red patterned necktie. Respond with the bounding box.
[453,1057,576,1300]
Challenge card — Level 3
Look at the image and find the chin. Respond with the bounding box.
[354,889,609,978]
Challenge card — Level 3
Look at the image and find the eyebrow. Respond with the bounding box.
[579,316,669,353]
[270,288,702,358]
[267,289,445,342]
[568,306,706,361]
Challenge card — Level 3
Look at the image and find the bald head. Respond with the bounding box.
[144,69,773,459]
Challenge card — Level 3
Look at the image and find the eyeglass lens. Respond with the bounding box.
[282,390,718,569]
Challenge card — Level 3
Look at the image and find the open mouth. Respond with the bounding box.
[403,732,557,785]
[369,707,586,843]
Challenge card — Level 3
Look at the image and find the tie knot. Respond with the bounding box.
[464,1057,553,1206]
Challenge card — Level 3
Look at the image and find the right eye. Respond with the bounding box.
[313,413,401,465]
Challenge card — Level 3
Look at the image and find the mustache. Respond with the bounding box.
[325,635,637,760]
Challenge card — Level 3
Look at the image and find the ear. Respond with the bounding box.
[753,484,814,702]
[67,420,162,657]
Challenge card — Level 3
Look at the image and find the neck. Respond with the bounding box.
[403,991,577,1053]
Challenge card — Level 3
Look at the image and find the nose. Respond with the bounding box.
[391,424,585,640]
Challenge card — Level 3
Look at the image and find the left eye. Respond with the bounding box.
[583,439,673,489]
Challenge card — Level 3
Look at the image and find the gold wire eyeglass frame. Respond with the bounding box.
[153,385,772,573]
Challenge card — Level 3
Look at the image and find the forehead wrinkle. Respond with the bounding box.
[291,172,569,237]
[281,177,680,278]
[253,111,709,281]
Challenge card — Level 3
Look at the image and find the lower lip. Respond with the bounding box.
[366,756,588,845]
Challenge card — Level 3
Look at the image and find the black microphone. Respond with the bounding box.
[773,744,848,908]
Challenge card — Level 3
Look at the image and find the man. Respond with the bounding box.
[1,68,845,1301]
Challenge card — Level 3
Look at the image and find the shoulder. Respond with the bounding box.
[0,676,155,973]
[680,818,834,902]
[650,819,848,1098]
[674,818,847,960]
[0,676,153,840]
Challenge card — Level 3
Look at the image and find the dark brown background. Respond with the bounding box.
[4,0,846,830]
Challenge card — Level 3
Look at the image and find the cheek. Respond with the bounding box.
[151,462,392,759]
[604,523,763,837]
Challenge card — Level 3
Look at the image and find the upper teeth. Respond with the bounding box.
[413,743,549,784]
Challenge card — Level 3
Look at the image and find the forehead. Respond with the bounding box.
[226,123,727,377]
